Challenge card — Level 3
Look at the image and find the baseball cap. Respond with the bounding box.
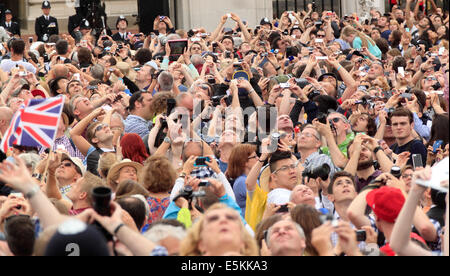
[61,153,86,176]
[145,60,159,71]
[42,1,51,9]
[260,17,271,26]
[366,186,405,223]
[232,70,249,81]
[346,51,365,60]
[44,219,110,256]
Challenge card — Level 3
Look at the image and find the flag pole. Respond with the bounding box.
[41,150,53,185]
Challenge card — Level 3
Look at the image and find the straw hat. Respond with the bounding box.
[110,62,137,83]
[106,159,143,188]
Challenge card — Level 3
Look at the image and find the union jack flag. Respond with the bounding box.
[1,96,65,153]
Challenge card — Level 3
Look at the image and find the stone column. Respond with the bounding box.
[176,0,272,32]
[341,0,385,20]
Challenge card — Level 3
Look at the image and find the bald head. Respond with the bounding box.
[53,64,69,79]
[0,107,14,135]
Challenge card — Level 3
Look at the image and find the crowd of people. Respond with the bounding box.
[0,0,448,256]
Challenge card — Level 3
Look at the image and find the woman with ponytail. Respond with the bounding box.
[341,26,382,59]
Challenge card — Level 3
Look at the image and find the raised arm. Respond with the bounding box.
[210,15,228,42]
[69,108,105,156]
[390,168,433,256]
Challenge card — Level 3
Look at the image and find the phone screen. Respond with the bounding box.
[166,98,176,116]
[194,157,210,167]
[412,154,423,169]
[276,205,289,213]
[168,39,188,56]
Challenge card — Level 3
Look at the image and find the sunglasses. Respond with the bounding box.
[330,117,342,123]
[94,124,108,134]
[60,162,74,168]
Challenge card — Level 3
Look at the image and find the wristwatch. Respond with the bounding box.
[164,136,172,144]
[373,146,383,154]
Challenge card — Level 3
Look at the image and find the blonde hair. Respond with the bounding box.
[98,152,117,179]
[179,203,258,256]
[341,26,376,49]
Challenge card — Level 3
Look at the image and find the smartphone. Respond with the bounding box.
[438,47,445,56]
[280,83,290,89]
[19,71,27,77]
[276,204,289,213]
[316,56,328,60]
[398,66,405,77]
[191,37,200,42]
[432,140,444,153]
[412,154,423,169]
[401,93,412,100]
[315,39,324,43]
[356,230,367,242]
[166,98,177,116]
[73,73,81,81]
[199,180,210,187]
[194,157,211,167]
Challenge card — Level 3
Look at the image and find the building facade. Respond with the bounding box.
[3,0,448,35]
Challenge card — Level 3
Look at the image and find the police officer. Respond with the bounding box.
[1,9,20,37]
[35,1,59,42]
[68,7,84,39]
[112,15,130,43]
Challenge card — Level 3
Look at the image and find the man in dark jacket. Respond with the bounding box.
[35,1,59,42]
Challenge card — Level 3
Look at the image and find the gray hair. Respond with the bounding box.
[18,153,41,172]
[90,64,104,80]
[327,111,352,134]
[190,54,204,66]
[143,224,186,244]
[158,71,174,92]
[266,220,305,247]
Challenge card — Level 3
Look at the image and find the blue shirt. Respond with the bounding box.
[218,159,228,173]
[232,175,247,217]
[124,114,152,139]
[353,37,382,60]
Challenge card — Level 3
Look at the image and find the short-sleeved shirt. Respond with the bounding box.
[321,132,355,158]
[0,59,37,74]
[245,184,268,231]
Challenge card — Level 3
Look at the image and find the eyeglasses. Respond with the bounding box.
[401,173,413,178]
[426,77,437,81]
[248,155,258,160]
[273,163,297,174]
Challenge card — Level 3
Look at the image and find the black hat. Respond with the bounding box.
[260,17,271,26]
[318,73,338,82]
[42,1,51,9]
[5,9,12,15]
[44,219,110,256]
[116,15,128,28]
[80,19,91,30]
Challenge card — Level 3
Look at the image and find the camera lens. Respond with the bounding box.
[92,187,112,216]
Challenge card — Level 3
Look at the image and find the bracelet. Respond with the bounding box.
[275,66,281,71]
[337,65,342,71]
[113,223,126,236]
